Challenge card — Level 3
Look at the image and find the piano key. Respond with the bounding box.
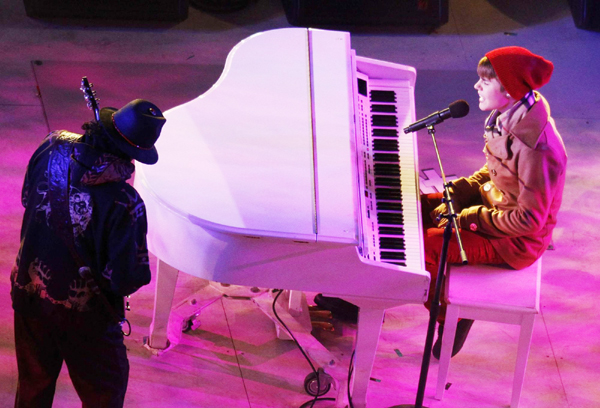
[372,128,398,137]
[379,237,406,249]
[370,90,396,103]
[373,163,400,175]
[375,189,402,200]
[373,139,399,151]
[377,213,404,224]
[380,251,406,260]
[372,115,398,127]
[374,177,401,186]
[373,153,400,162]
[376,202,403,211]
[385,261,408,266]
[379,226,404,235]
[371,104,397,113]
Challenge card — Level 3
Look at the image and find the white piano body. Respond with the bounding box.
[134,28,429,407]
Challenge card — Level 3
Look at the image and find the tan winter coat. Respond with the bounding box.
[448,92,567,269]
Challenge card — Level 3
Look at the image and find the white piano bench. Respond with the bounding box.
[435,257,542,408]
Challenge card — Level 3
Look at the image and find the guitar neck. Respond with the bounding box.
[81,77,101,121]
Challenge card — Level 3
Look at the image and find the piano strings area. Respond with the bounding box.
[1,0,599,407]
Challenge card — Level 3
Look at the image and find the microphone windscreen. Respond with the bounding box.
[449,100,470,118]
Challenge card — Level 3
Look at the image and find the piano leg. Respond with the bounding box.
[351,306,385,408]
[288,290,304,317]
[147,259,179,350]
[146,259,225,354]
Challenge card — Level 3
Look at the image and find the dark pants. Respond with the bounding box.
[421,193,505,321]
[14,311,129,408]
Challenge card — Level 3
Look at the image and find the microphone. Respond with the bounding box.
[403,100,469,133]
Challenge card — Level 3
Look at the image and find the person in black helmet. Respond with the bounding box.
[11,98,166,408]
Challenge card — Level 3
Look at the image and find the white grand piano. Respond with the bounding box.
[134,28,430,407]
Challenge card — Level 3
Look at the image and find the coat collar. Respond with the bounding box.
[498,91,550,149]
[61,134,135,185]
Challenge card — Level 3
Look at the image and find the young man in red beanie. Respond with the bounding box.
[422,46,568,359]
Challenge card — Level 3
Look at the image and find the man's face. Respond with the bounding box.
[474,76,512,112]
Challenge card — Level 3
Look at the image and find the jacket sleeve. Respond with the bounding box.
[104,188,152,296]
[457,136,565,237]
[429,165,490,224]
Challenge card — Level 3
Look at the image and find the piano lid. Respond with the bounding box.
[136,28,357,242]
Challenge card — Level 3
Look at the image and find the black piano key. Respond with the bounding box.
[370,90,396,103]
[372,115,398,127]
[372,128,398,137]
[377,201,403,211]
[379,238,406,249]
[375,189,402,200]
[375,177,400,186]
[377,212,404,224]
[380,251,406,260]
[379,226,404,235]
[383,260,407,266]
[373,139,399,151]
[374,163,400,175]
[373,153,400,162]
[371,104,397,113]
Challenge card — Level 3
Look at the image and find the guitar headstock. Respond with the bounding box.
[80,76,101,121]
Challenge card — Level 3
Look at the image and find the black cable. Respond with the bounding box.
[271,290,334,408]
[121,318,131,336]
[297,397,336,408]
[347,349,355,408]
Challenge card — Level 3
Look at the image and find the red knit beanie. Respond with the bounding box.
[485,46,554,100]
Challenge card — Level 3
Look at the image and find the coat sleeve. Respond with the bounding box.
[429,165,490,224]
[457,135,565,237]
[103,188,152,296]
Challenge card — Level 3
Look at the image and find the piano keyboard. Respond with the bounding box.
[355,72,422,270]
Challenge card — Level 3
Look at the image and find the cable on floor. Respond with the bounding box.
[271,289,335,408]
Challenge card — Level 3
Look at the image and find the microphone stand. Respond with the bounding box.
[395,124,468,408]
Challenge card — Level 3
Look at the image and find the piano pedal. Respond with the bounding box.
[311,321,335,332]
[309,306,334,331]
[308,306,333,320]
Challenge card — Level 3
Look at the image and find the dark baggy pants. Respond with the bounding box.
[14,310,129,408]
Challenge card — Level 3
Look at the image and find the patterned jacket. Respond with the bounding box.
[11,130,152,322]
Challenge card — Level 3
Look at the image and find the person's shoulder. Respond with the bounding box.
[527,92,554,122]
[47,130,82,143]
[28,131,61,164]
[31,130,82,157]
